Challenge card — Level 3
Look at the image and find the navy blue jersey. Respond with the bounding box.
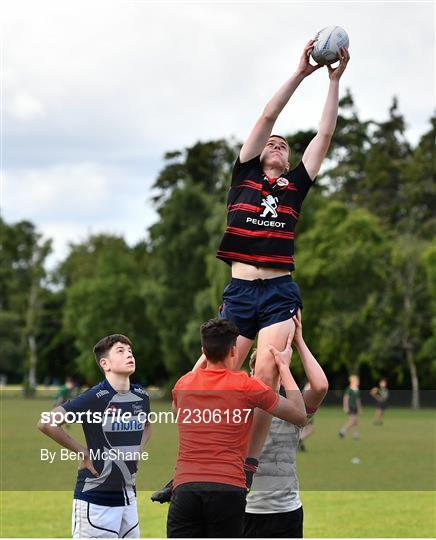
[63,379,150,506]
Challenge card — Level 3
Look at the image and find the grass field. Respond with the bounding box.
[1,394,435,537]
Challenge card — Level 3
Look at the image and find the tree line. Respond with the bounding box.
[1,93,435,407]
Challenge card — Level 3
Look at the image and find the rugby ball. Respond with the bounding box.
[311,26,349,65]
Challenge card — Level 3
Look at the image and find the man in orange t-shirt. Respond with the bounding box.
[167,318,306,538]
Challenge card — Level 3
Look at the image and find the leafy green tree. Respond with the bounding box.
[147,181,215,378]
[295,201,389,384]
[420,245,436,379]
[370,237,434,408]
[36,288,78,384]
[398,115,436,238]
[0,218,51,393]
[146,140,237,381]
[325,89,371,199]
[61,234,161,385]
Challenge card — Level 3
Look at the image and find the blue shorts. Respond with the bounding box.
[219,275,303,340]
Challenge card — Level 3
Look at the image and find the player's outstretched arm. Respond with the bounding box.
[302,47,350,180]
[268,334,306,427]
[37,405,98,476]
[240,40,322,163]
[292,312,328,411]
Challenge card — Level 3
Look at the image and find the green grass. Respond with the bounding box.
[1,394,435,537]
[1,490,434,538]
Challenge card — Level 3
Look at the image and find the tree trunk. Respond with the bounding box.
[27,334,37,388]
[406,347,420,409]
[24,279,38,397]
[402,250,420,410]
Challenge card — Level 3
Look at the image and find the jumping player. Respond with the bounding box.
[215,39,349,468]
[167,318,306,538]
[244,313,328,538]
[38,334,151,538]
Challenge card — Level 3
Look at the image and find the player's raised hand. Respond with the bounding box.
[296,40,323,77]
[327,47,350,81]
[292,310,303,345]
[79,451,99,477]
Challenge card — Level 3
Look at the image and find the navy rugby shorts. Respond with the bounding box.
[219,275,303,340]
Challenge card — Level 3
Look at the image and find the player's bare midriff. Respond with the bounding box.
[231,261,290,280]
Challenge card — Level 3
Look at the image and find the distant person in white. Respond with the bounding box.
[244,312,328,538]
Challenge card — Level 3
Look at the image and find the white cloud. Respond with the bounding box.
[8,91,45,121]
[2,162,158,265]
[3,162,110,217]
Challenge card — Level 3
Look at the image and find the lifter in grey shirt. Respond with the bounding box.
[245,312,328,538]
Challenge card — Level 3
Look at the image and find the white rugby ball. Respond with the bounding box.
[311,25,349,65]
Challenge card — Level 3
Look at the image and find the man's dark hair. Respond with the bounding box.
[200,318,239,363]
[93,334,132,372]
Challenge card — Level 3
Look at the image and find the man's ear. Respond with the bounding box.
[99,357,110,373]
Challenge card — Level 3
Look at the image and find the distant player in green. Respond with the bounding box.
[54,376,76,406]
[339,375,361,439]
[371,378,389,425]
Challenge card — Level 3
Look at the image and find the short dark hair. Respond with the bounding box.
[200,318,239,363]
[93,334,132,372]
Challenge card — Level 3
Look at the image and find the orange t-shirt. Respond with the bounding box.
[172,367,279,489]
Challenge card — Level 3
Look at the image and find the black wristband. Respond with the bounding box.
[243,457,259,490]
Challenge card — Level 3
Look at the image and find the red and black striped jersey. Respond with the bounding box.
[216,154,314,271]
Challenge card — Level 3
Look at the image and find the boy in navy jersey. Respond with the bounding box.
[38,334,151,538]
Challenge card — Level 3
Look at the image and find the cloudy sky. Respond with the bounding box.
[1,0,434,266]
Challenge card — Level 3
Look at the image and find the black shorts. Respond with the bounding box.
[219,275,303,340]
[376,401,388,410]
[348,406,358,416]
[167,482,247,538]
[244,506,304,538]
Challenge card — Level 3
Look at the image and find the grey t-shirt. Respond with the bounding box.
[246,413,312,514]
